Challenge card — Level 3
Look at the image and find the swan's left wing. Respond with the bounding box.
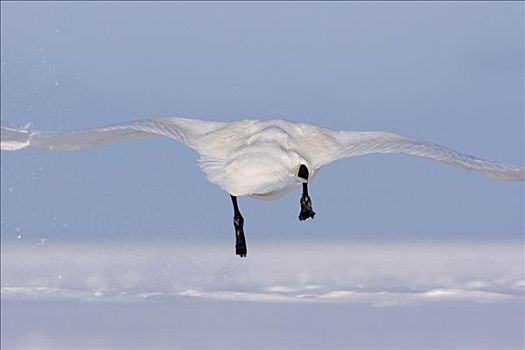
[307,130,524,181]
[1,117,224,152]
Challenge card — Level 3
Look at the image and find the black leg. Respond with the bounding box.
[231,195,247,257]
[298,165,316,221]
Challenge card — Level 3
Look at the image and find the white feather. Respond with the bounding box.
[1,117,523,198]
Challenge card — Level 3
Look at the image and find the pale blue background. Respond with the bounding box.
[1,3,524,348]
[1,2,523,243]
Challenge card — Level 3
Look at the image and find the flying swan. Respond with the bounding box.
[1,117,523,257]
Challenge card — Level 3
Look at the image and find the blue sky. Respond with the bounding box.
[1,1,523,242]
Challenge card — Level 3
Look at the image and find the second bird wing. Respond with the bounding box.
[318,130,524,181]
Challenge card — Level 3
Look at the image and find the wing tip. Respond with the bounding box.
[486,167,525,182]
[1,123,31,150]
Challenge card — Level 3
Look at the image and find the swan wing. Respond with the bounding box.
[1,117,224,152]
[310,130,524,181]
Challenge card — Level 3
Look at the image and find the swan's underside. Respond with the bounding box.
[2,117,523,256]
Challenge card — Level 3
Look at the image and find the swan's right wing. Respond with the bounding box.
[1,117,224,152]
[305,129,524,181]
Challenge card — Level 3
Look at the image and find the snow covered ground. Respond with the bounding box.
[1,239,524,348]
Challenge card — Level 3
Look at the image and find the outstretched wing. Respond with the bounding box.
[1,117,224,152]
[306,129,524,181]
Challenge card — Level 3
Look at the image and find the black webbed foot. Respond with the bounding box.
[234,214,247,257]
[299,193,316,221]
[231,195,248,258]
[297,165,316,221]
[236,243,247,257]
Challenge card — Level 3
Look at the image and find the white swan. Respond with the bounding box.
[2,117,523,256]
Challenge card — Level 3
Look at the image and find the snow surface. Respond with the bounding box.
[1,239,524,348]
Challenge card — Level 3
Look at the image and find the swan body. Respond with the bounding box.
[2,117,523,256]
[3,117,523,193]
